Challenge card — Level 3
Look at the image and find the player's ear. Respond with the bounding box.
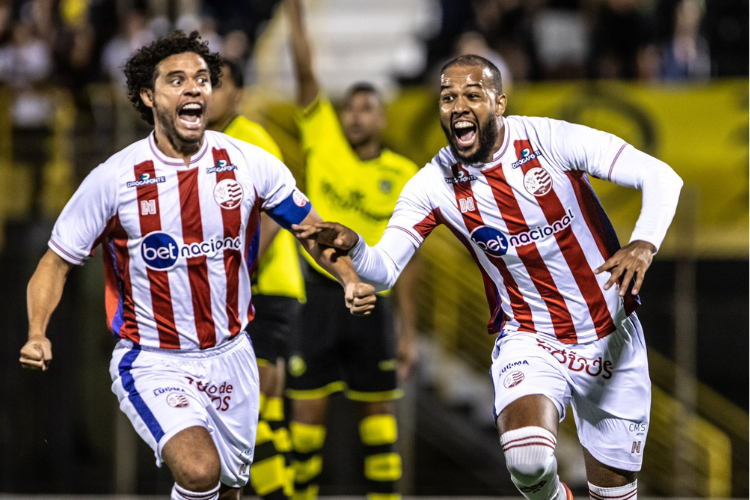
[140,88,154,109]
[495,93,507,117]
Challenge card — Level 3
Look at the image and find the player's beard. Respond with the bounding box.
[154,102,203,156]
[442,114,499,165]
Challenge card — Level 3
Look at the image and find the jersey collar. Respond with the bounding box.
[148,131,210,168]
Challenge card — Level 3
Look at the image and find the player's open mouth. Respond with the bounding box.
[178,102,203,130]
[453,120,477,148]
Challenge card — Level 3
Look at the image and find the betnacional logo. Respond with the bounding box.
[470,226,510,257]
[213,179,244,209]
[470,208,576,257]
[140,231,242,271]
[523,167,553,197]
[503,371,525,388]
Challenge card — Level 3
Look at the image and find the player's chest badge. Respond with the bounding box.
[523,167,553,197]
[214,178,244,209]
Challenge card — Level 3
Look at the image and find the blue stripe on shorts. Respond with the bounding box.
[119,345,165,442]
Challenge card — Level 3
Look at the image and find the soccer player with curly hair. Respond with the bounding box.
[19,31,376,500]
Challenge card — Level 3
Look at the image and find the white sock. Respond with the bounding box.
[501,426,562,500]
[589,480,637,500]
[171,481,221,500]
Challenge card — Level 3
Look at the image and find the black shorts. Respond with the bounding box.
[286,275,401,402]
[246,295,301,365]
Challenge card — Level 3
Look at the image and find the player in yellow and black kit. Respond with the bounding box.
[208,59,301,500]
[286,2,420,500]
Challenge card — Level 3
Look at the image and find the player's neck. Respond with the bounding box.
[481,116,506,164]
[153,126,203,166]
[353,140,382,162]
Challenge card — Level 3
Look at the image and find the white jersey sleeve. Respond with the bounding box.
[349,172,433,291]
[49,164,118,265]
[543,118,683,252]
[234,142,311,229]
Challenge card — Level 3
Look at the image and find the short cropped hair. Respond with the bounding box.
[124,30,223,125]
[440,54,503,94]
[222,59,245,89]
[345,82,383,106]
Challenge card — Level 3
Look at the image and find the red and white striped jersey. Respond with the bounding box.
[49,131,311,350]
[381,115,680,344]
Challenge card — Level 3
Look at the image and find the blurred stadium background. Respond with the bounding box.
[0,0,747,497]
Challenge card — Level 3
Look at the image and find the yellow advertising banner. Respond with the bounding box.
[381,80,749,258]
[253,80,748,258]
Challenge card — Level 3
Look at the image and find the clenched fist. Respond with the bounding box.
[344,282,377,316]
[20,336,52,371]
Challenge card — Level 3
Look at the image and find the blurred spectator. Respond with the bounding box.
[101,9,153,85]
[660,0,710,81]
[473,0,543,82]
[532,8,589,79]
[0,20,52,90]
[705,0,748,77]
[176,13,221,51]
[588,0,660,80]
[455,31,513,89]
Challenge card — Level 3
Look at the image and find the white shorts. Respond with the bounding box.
[109,333,259,488]
[490,314,650,472]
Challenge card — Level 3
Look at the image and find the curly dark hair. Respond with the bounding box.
[124,30,223,125]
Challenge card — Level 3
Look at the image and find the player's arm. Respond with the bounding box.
[20,250,74,371]
[294,175,431,292]
[258,213,283,260]
[286,0,320,108]
[547,118,683,295]
[293,208,376,315]
[292,222,419,293]
[593,145,683,295]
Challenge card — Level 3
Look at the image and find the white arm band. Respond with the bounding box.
[609,146,683,252]
[348,229,419,292]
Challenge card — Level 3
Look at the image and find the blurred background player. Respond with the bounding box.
[285,0,420,498]
[208,59,302,500]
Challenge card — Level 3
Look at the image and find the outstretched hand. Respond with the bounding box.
[292,222,359,251]
[595,240,656,296]
[345,282,377,316]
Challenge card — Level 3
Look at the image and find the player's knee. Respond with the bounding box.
[177,456,222,492]
[500,426,557,486]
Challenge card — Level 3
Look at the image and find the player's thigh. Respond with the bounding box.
[582,446,637,487]
[287,281,345,397]
[490,334,570,435]
[199,335,261,489]
[570,315,650,475]
[162,425,221,486]
[109,344,213,466]
[247,294,299,371]
[343,297,400,402]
